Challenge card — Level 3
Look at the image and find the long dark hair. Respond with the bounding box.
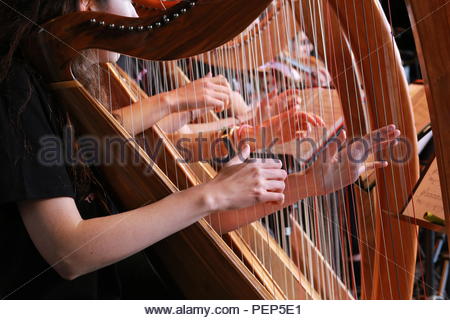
[0,0,112,212]
[0,1,81,82]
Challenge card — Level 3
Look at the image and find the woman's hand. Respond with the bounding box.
[305,125,401,196]
[257,89,304,122]
[164,74,232,113]
[239,109,325,149]
[227,91,252,121]
[206,144,287,211]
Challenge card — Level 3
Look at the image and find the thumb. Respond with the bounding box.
[206,72,213,78]
[226,144,251,167]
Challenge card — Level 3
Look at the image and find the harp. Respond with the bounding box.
[27,0,450,299]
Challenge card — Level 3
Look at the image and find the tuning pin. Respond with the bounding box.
[154,22,162,28]
[89,18,97,25]
[128,26,135,31]
[137,26,144,31]
[189,1,196,6]
[98,20,105,26]
[118,25,125,31]
[147,25,154,30]
[108,23,116,29]
[180,8,187,14]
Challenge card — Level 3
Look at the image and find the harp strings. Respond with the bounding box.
[307,0,337,298]
[80,0,429,299]
[291,0,350,298]
[331,0,378,298]
[321,0,358,297]
[292,3,317,298]
[123,0,350,299]
[199,0,350,300]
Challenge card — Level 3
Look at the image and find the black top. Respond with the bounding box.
[0,61,122,299]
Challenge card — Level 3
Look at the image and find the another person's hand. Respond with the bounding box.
[305,125,401,196]
[238,109,325,148]
[257,89,304,122]
[226,91,252,121]
[164,74,232,113]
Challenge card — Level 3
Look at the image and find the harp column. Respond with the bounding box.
[326,0,420,299]
[406,0,450,248]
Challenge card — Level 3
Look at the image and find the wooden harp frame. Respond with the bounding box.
[26,0,450,300]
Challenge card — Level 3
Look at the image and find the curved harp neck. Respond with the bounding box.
[26,0,272,81]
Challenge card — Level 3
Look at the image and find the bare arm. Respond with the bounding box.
[19,184,212,281]
[157,110,192,133]
[180,117,238,134]
[18,146,286,280]
[112,93,171,136]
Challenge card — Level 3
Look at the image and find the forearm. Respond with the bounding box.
[166,130,229,162]
[30,185,213,280]
[183,117,238,134]
[157,111,191,133]
[112,93,172,136]
[76,187,210,275]
[158,109,218,133]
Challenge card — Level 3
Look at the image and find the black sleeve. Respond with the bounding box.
[0,64,75,206]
